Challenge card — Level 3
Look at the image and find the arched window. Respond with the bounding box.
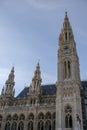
[45,120,51,130]
[65,32,67,41]
[5,122,11,130]
[13,114,18,121]
[53,120,55,130]
[64,60,71,79]
[65,105,73,128]
[68,61,71,78]
[65,114,72,128]
[28,121,33,130]
[6,115,12,121]
[64,61,67,79]
[19,114,25,120]
[38,121,44,130]
[38,113,44,130]
[28,113,34,120]
[18,122,24,130]
[38,113,44,120]
[11,122,17,130]
[46,112,51,120]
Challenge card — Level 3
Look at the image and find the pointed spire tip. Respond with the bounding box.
[37,59,40,67]
[65,12,67,17]
[11,66,14,72]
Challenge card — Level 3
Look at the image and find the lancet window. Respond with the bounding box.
[65,32,67,41]
[19,114,25,120]
[11,122,17,130]
[28,113,34,130]
[5,122,11,130]
[13,114,18,121]
[45,120,51,130]
[28,121,33,130]
[38,121,44,130]
[65,105,73,128]
[64,60,71,79]
[18,121,24,130]
[38,113,44,130]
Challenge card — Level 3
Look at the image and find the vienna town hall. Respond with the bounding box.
[0,13,87,130]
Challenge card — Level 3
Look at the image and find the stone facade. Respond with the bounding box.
[0,13,87,130]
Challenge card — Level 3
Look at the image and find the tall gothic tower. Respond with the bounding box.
[56,13,83,130]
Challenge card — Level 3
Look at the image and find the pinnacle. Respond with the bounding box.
[63,12,73,32]
[64,12,69,23]
[59,12,74,43]
[65,11,67,16]
[37,62,40,67]
[65,12,68,18]
[11,66,14,72]
[64,11,69,19]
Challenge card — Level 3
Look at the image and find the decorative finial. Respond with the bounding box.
[37,59,40,66]
[12,66,14,71]
[65,12,67,17]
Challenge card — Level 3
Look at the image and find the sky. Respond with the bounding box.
[0,0,87,96]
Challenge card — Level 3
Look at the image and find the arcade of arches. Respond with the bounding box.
[0,112,56,130]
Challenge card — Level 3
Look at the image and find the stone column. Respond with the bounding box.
[34,106,38,130]
[24,121,27,130]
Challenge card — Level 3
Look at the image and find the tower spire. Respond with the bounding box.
[1,67,15,97]
[58,13,79,82]
[59,12,74,43]
[56,13,83,130]
[29,63,42,95]
[5,66,15,86]
[65,11,67,16]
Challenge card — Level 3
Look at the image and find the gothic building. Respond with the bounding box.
[0,13,87,130]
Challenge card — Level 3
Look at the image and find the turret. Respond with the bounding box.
[29,63,42,95]
[1,67,15,97]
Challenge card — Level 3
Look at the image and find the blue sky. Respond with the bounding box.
[0,0,87,96]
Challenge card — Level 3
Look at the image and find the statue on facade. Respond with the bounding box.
[76,114,81,130]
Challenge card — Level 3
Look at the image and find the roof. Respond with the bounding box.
[16,87,29,98]
[81,81,87,91]
[81,81,87,98]
[17,84,56,98]
[42,84,56,95]
[17,81,87,98]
